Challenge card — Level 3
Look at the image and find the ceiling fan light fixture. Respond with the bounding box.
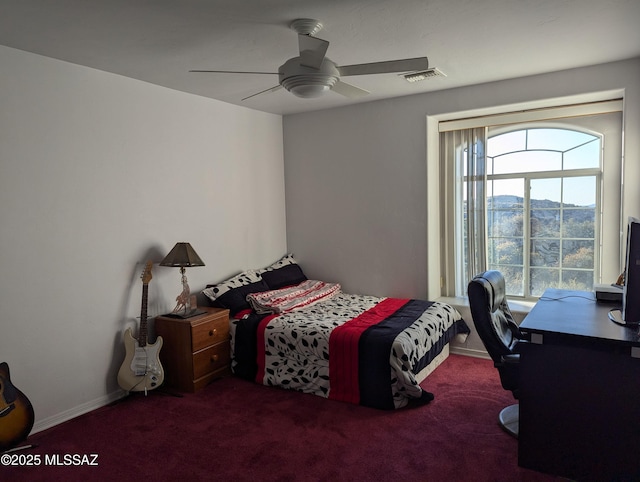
[288,83,331,98]
[279,57,338,98]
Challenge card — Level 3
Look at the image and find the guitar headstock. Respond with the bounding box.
[141,261,153,285]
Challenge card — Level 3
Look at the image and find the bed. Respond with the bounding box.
[203,255,469,410]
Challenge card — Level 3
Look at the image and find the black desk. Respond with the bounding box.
[518,289,640,481]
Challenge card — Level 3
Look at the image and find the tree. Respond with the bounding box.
[563,246,594,269]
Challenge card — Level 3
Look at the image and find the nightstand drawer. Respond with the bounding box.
[192,316,229,352]
[192,343,231,379]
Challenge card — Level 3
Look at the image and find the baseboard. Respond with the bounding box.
[450,345,491,360]
[32,389,128,435]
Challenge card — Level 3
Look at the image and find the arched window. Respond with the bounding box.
[485,127,601,296]
[439,102,622,300]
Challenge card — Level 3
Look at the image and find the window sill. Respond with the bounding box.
[437,295,536,359]
[437,296,536,324]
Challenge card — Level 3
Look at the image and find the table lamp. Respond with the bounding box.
[160,242,205,318]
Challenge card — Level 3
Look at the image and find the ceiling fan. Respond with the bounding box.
[190,18,429,101]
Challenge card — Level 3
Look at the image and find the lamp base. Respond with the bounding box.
[167,291,203,318]
[162,309,207,319]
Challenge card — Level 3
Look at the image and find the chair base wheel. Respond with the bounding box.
[499,403,519,438]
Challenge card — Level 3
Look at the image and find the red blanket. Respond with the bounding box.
[328,298,409,404]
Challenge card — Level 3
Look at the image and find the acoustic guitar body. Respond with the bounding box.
[0,362,35,451]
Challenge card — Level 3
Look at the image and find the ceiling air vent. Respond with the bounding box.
[403,68,446,83]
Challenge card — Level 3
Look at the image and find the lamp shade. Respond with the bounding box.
[160,243,205,267]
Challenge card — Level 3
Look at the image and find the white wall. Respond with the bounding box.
[283,58,640,302]
[0,46,286,431]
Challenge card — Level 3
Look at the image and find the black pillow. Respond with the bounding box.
[214,279,269,316]
[262,263,307,290]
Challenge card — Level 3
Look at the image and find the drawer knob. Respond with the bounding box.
[209,328,217,336]
[210,354,219,363]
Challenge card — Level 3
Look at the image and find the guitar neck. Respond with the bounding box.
[139,283,149,347]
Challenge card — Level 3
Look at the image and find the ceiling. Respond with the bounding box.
[2,0,639,116]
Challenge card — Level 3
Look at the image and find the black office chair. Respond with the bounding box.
[468,270,522,438]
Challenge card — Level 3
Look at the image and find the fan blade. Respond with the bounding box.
[190,70,280,75]
[338,57,429,76]
[332,80,370,99]
[241,85,283,101]
[298,34,329,70]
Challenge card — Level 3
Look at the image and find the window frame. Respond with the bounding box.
[434,100,623,300]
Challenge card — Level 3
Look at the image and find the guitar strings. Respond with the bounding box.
[127,348,152,394]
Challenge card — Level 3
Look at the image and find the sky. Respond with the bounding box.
[486,128,599,207]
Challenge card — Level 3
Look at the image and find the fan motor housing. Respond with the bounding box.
[278,57,339,97]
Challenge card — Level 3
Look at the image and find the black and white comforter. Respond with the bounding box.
[231,292,468,409]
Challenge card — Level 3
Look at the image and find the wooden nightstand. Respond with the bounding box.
[155,306,230,392]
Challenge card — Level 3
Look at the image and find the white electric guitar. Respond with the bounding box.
[117,261,164,393]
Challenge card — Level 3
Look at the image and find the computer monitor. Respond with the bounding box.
[609,216,640,326]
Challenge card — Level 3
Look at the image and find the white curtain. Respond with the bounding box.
[442,127,488,295]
